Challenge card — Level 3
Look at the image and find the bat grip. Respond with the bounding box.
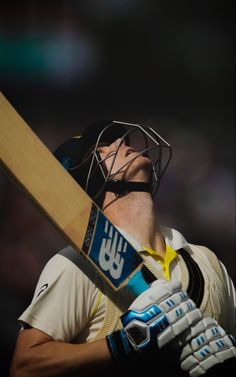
[126,265,157,297]
[141,264,157,284]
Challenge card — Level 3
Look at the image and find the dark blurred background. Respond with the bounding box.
[0,1,235,375]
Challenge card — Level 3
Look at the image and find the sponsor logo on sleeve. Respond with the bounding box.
[36,283,48,297]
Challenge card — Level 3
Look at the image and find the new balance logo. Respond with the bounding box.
[99,221,127,279]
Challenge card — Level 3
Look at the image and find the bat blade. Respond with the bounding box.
[0,92,148,292]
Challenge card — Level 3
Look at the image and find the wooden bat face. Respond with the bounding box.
[0,92,146,291]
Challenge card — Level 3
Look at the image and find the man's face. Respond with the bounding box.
[97,138,152,182]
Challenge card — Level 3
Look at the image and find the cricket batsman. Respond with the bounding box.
[10,120,236,376]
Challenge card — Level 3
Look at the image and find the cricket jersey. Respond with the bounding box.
[18,226,236,343]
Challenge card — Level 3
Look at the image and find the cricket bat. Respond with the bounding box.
[0,92,155,297]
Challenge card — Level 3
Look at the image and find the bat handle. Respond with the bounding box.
[126,265,157,297]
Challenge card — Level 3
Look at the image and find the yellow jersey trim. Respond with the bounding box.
[143,244,177,281]
[90,291,103,320]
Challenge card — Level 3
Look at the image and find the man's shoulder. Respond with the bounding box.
[54,245,100,284]
[58,245,87,267]
[33,246,100,301]
[185,242,217,260]
[41,245,93,280]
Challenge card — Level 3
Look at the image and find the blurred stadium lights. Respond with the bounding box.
[0,30,101,85]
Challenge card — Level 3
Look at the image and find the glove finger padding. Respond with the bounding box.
[180,317,236,376]
[121,279,202,351]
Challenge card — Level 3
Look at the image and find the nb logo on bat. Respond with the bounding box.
[99,221,127,279]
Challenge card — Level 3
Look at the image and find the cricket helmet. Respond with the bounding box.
[54,120,172,204]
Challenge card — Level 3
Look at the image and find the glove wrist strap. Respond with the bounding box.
[106,329,136,362]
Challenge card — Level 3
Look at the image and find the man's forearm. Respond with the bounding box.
[10,329,113,377]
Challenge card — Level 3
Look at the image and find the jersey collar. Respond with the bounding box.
[160,226,188,251]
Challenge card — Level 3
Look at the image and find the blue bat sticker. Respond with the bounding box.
[83,204,143,289]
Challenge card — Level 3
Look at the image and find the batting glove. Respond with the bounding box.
[106,279,202,361]
[180,317,236,376]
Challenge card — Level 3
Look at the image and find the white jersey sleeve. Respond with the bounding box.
[19,250,102,342]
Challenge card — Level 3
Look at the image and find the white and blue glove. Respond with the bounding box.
[106,279,202,361]
[180,317,236,376]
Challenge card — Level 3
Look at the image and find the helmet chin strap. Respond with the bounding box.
[104,180,152,196]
